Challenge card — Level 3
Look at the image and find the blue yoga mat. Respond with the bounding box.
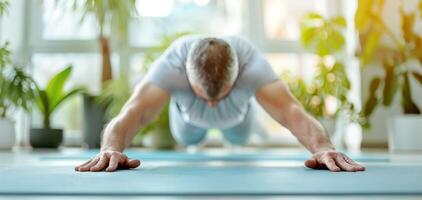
[0,165,420,196]
[40,150,389,162]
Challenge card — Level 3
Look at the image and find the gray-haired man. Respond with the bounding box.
[75,35,365,173]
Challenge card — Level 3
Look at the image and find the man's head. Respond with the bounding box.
[186,37,239,107]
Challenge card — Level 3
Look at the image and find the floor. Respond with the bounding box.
[0,147,421,200]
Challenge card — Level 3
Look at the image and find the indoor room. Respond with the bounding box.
[0,0,421,199]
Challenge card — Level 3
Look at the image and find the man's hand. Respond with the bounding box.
[75,151,141,172]
[305,150,365,172]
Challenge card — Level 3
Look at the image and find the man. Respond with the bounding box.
[75,36,365,173]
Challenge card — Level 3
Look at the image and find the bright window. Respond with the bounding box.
[42,0,98,40]
[262,0,328,40]
[130,0,243,47]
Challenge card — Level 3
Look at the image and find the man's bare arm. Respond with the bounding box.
[101,82,170,152]
[256,80,364,172]
[75,81,170,172]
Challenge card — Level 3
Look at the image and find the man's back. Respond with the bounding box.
[145,35,278,129]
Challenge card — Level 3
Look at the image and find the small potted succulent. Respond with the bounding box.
[30,65,85,148]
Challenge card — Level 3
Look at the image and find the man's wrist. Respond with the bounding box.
[311,143,335,154]
[100,143,124,152]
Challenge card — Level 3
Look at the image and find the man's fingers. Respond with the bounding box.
[74,152,140,172]
[304,158,318,169]
[75,159,93,171]
[343,156,365,171]
[320,155,341,172]
[90,154,110,172]
[334,155,357,172]
[77,157,100,172]
[127,159,141,169]
[106,154,120,172]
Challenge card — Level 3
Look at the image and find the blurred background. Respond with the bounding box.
[1,0,422,153]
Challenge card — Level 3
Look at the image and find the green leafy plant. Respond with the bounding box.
[288,13,354,119]
[356,0,422,128]
[300,13,346,57]
[0,42,36,118]
[56,0,137,86]
[0,0,8,15]
[0,1,36,118]
[34,65,86,129]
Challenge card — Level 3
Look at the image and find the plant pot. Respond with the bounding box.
[30,128,63,148]
[388,115,422,152]
[0,118,15,150]
[142,127,176,149]
[82,95,107,149]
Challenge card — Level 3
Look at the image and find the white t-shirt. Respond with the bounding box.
[145,35,278,129]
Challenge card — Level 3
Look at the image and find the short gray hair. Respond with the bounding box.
[186,38,239,98]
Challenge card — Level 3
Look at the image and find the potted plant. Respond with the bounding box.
[356,0,422,151]
[30,65,85,148]
[0,1,37,149]
[293,13,356,148]
[54,0,137,148]
[0,43,36,149]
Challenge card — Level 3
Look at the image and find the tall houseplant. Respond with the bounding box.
[356,0,422,151]
[55,0,137,148]
[30,66,85,148]
[59,0,137,85]
[296,13,355,144]
[0,0,37,149]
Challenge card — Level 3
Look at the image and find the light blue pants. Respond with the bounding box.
[169,100,253,146]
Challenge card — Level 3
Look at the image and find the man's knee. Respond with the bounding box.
[173,130,207,146]
[221,128,251,145]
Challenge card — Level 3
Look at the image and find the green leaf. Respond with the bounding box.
[401,73,421,114]
[330,16,346,27]
[300,27,318,48]
[46,65,72,109]
[355,0,374,30]
[363,77,381,117]
[382,64,398,106]
[300,13,345,55]
[401,11,416,43]
[49,87,86,114]
[33,65,85,127]
[35,89,50,117]
[360,31,381,65]
[0,0,9,16]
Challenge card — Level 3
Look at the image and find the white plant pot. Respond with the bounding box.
[0,118,16,150]
[388,115,422,152]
